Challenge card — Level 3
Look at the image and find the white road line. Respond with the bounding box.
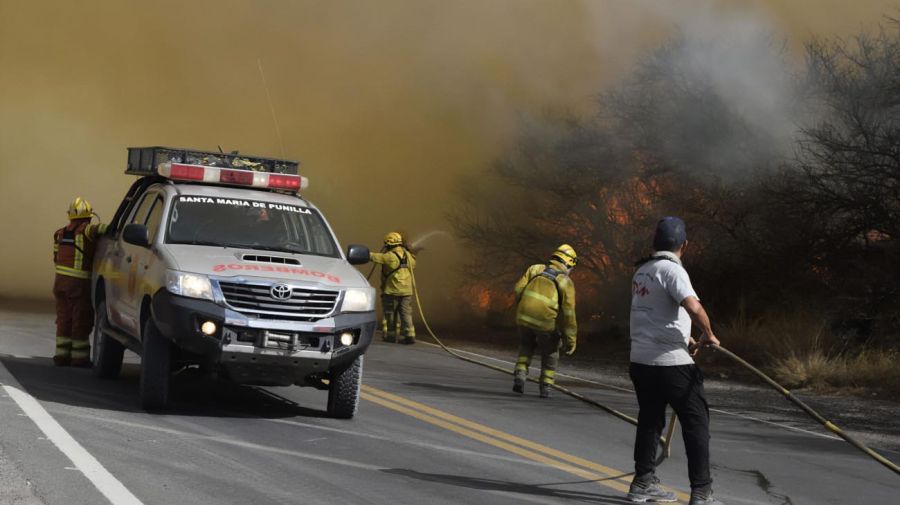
[417,341,843,441]
[59,409,549,469]
[57,410,386,471]
[709,407,840,441]
[0,361,144,505]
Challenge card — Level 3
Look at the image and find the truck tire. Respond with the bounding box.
[92,300,124,379]
[140,317,172,411]
[327,356,363,419]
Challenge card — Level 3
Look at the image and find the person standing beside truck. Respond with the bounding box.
[370,231,417,344]
[52,197,108,367]
[627,217,723,505]
[512,244,578,399]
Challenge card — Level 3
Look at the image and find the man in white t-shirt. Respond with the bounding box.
[626,217,724,505]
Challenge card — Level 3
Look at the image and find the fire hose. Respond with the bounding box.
[402,268,900,476]
[406,268,679,465]
[712,345,900,476]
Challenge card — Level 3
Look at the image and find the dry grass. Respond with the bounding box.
[771,349,900,397]
[711,309,900,399]
[714,310,834,364]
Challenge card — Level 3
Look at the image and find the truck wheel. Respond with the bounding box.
[140,318,172,411]
[92,300,124,379]
[327,356,363,419]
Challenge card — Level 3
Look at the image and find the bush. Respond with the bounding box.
[772,349,900,398]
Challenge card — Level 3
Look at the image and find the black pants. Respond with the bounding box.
[630,362,711,490]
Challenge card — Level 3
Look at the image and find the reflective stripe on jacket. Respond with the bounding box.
[370,246,416,296]
[514,259,577,346]
[53,221,108,279]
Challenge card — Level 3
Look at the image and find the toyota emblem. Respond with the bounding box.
[270,284,292,300]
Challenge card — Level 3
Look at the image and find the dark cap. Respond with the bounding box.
[653,217,687,252]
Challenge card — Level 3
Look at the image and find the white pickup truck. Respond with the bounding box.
[91,147,376,417]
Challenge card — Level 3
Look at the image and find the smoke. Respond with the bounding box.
[0,0,616,315]
[587,2,801,183]
[0,0,894,320]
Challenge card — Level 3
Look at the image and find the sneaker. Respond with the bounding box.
[627,476,677,503]
[512,372,525,394]
[382,335,397,343]
[689,488,723,505]
[400,337,416,345]
[539,384,552,399]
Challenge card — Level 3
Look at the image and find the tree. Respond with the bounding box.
[453,23,900,344]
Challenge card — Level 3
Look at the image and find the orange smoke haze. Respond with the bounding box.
[0,0,894,320]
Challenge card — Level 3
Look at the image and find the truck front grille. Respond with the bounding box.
[218,281,339,320]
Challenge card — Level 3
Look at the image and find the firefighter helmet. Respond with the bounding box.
[552,244,578,268]
[383,231,403,247]
[67,197,93,220]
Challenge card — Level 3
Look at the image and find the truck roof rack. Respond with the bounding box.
[126,146,299,176]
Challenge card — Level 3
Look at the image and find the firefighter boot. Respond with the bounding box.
[539,368,555,398]
[512,370,525,394]
[70,337,92,368]
[380,317,397,342]
[53,336,71,366]
[539,383,552,399]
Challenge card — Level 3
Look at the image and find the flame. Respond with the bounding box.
[462,283,514,313]
[476,287,492,310]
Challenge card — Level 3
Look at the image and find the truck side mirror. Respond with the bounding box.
[123,224,151,248]
[346,244,370,265]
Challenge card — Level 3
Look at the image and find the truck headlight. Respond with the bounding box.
[341,288,375,312]
[166,270,214,301]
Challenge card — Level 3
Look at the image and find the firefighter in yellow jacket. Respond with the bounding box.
[52,197,108,367]
[513,244,578,398]
[370,232,417,344]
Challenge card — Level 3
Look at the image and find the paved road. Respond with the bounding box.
[0,307,897,505]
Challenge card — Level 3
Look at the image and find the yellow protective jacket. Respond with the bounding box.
[370,246,416,296]
[514,259,577,347]
[53,221,109,279]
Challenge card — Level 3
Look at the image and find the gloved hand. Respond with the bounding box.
[563,340,576,356]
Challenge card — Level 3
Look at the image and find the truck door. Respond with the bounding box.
[125,193,165,335]
[108,191,158,335]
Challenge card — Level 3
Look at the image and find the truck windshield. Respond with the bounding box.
[166,196,339,257]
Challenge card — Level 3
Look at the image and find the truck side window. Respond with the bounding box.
[144,196,165,243]
[129,193,156,227]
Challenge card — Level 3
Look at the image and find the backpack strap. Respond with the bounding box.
[381,249,410,283]
[523,265,565,310]
[57,226,86,256]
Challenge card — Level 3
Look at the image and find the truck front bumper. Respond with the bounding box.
[151,290,375,386]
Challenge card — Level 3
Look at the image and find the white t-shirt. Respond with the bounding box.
[629,253,698,366]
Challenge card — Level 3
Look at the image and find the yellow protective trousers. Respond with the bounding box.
[382,294,415,341]
[514,326,560,385]
[52,274,93,365]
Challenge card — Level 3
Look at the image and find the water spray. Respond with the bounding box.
[409,230,451,251]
